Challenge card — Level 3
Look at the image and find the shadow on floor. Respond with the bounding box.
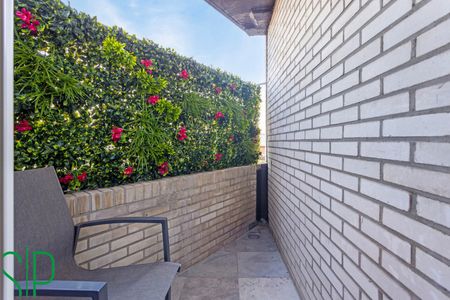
[172,225,300,300]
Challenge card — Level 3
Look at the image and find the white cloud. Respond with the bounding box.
[71,0,138,35]
[141,13,193,54]
[128,0,139,9]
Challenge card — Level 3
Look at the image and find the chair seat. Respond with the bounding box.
[19,262,180,300]
[79,262,180,300]
[14,168,180,300]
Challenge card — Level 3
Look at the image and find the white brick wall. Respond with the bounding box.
[415,248,450,291]
[383,208,450,260]
[415,81,450,111]
[416,195,450,227]
[267,0,450,299]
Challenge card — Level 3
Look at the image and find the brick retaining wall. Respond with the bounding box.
[65,165,257,270]
[267,0,450,299]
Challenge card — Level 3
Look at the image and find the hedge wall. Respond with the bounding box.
[14,0,261,191]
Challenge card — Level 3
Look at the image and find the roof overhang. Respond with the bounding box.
[205,0,274,36]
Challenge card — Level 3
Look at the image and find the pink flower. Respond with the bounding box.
[158,162,169,176]
[179,69,189,80]
[147,95,160,105]
[124,166,133,176]
[214,111,224,120]
[215,87,222,95]
[229,83,237,92]
[58,173,74,185]
[77,172,87,182]
[177,127,187,141]
[28,20,40,32]
[16,8,32,23]
[15,120,32,132]
[141,59,153,68]
[111,127,123,143]
[228,135,235,142]
[215,153,223,162]
[16,8,39,33]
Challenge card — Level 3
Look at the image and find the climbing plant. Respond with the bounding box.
[14,0,261,191]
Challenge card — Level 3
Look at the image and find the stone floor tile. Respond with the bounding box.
[179,250,238,278]
[171,276,185,300]
[238,251,290,278]
[172,225,300,300]
[238,277,300,300]
[179,277,239,300]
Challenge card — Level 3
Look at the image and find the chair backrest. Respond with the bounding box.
[14,167,76,280]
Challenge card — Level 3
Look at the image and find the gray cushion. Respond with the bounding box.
[16,262,180,300]
[74,262,180,300]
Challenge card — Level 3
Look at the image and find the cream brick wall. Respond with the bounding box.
[267,0,450,299]
[65,165,257,270]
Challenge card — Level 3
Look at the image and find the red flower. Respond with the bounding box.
[141,59,153,68]
[158,161,169,176]
[16,8,39,33]
[15,120,32,132]
[179,69,189,80]
[215,87,222,95]
[229,83,237,91]
[16,8,32,22]
[124,166,133,176]
[77,172,87,182]
[58,173,74,185]
[214,111,224,120]
[215,153,223,162]
[147,95,160,105]
[111,127,123,143]
[177,127,187,141]
[27,20,40,32]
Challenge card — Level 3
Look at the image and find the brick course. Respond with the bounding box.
[65,165,256,270]
[267,0,450,299]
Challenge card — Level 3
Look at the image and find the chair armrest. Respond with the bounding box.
[15,280,107,300]
[74,217,171,261]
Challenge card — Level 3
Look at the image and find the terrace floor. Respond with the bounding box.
[171,224,301,300]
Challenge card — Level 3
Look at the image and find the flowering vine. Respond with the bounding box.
[58,173,74,185]
[77,172,88,182]
[15,120,32,132]
[158,162,169,176]
[177,127,187,141]
[111,127,123,143]
[141,58,153,74]
[147,95,160,105]
[179,69,189,80]
[123,166,133,177]
[214,111,224,120]
[13,4,260,192]
[16,8,40,34]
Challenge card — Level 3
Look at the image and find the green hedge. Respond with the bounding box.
[14,0,260,191]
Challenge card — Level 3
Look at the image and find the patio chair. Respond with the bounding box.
[13,167,180,300]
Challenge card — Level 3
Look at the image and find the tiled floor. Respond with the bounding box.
[172,225,301,300]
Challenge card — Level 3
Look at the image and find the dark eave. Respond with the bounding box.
[205,0,274,36]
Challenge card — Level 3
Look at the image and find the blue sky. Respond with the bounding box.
[63,0,266,84]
